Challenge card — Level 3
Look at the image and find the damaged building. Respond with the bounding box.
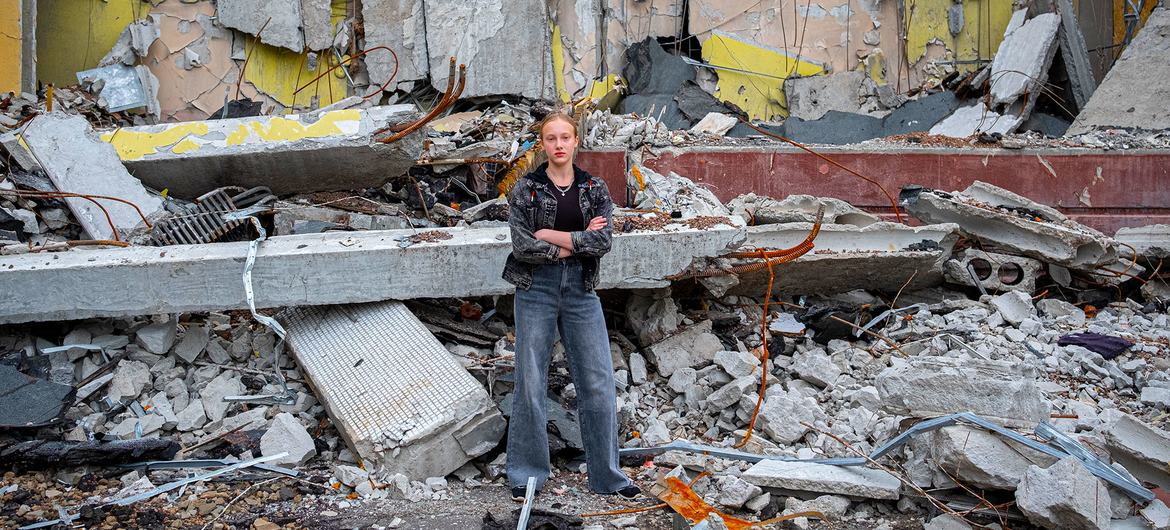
[1,0,1170,529]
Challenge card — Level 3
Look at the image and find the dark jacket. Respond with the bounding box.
[502,163,614,291]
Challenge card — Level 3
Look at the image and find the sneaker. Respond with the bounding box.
[615,484,642,500]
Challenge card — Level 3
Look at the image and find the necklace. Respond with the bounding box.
[553,182,573,196]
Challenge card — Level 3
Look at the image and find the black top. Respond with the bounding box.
[552,182,584,231]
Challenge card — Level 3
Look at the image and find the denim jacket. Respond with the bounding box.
[502,163,614,291]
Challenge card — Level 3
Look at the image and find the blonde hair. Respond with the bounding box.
[538,111,578,138]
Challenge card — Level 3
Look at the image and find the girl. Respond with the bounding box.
[501,112,640,501]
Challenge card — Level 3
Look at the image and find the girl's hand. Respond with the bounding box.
[534,229,550,241]
[586,216,607,231]
[557,247,572,259]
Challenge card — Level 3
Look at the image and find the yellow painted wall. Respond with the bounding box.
[36,0,139,87]
[0,0,22,93]
[701,32,824,121]
[905,0,1014,72]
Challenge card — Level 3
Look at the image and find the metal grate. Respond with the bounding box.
[150,186,274,246]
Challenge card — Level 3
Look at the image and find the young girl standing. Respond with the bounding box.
[501,112,640,501]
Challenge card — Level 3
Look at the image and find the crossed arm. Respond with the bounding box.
[534,216,607,258]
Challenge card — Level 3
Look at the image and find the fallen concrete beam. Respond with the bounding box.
[0,222,745,324]
[21,113,164,241]
[900,181,1117,270]
[282,300,503,479]
[100,105,423,199]
[1116,225,1170,259]
[727,222,959,295]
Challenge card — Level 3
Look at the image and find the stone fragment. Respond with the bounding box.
[758,390,823,444]
[1015,457,1110,530]
[875,356,1049,427]
[990,291,1036,326]
[667,367,697,394]
[625,288,682,346]
[645,320,722,377]
[742,460,901,500]
[716,475,762,509]
[783,71,868,121]
[148,392,178,429]
[930,425,1056,490]
[714,350,760,379]
[334,464,369,487]
[1098,409,1170,489]
[200,372,244,423]
[173,324,209,364]
[689,112,738,136]
[705,376,755,410]
[790,350,841,388]
[783,495,851,529]
[990,12,1060,106]
[175,400,207,432]
[107,360,152,402]
[1036,298,1086,326]
[924,514,972,530]
[135,320,177,355]
[629,352,648,385]
[1140,387,1170,410]
[1140,499,1170,530]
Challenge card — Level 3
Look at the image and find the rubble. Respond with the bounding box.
[929,425,1056,490]
[260,413,317,466]
[740,460,901,500]
[1015,457,1111,530]
[876,356,1050,428]
[644,320,723,377]
[944,249,1044,293]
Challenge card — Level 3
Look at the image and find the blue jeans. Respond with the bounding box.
[507,260,633,493]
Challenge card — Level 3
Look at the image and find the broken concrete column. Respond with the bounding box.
[741,460,902,500]
[282,301,505,479]
[102,105,424,199]
[0,222,745,324]
[1116,225,1170,260]
[944,249,1043,293]
[900,181,1116,270]
[20,113,164,241]
[423,0,555,99]
[1015,457,1111,530]
[875,356,1050,428]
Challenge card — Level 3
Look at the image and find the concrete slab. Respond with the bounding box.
[1052,0,1097,110]
[423,0,554,99]
[361,0,429,90]
[900,181,1117,270]
[20,113,164,241]
[784,71,867,121]
[1070,8,1170,134]
[943,249,1044,293]
[216,0,331,52]
[100,105,423,199]
[929,103,1021,138]
[0,221,745,324]
[741,460,901,500]
[876,356,1050,428]
[990,12,1060,106]
[282,301,504,479]
[727,222,959,295]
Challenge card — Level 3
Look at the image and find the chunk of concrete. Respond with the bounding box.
[645,320,723,377]
[875,356,1050,428]
[990,291,1036,326]
[929,102,1022,138]
[790,350,841,388]
[741,459,901,500]
[135,320,177,355]
[714,350,759,379]
[1015,456,1110,530]
[20,113,163,241]
[423,0,554,99]
[633,166,731,218]
[689,113,738,136]
[282,301,506,479]
[727,193,880,227]
[783,71,868,121]
[1140,500,1170,530]
[704,376,756,410]
[1050,0,1098,109]
[107,360,152,403]
[716,475,762,509]
[930,425,1057,491]
[172,324,209,364]
[758,390,824,444]
[900,181,1117,270]
[260,412,317,466]
[1098,409,1170,490]
[175,400,207,432]
[945,249,1044,293]
[1069,7,1170,134]
[990,12,1060,107]
[200,372,244,423]
[625,288,682,347]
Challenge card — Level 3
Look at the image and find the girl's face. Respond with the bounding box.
[541,119,578,165]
